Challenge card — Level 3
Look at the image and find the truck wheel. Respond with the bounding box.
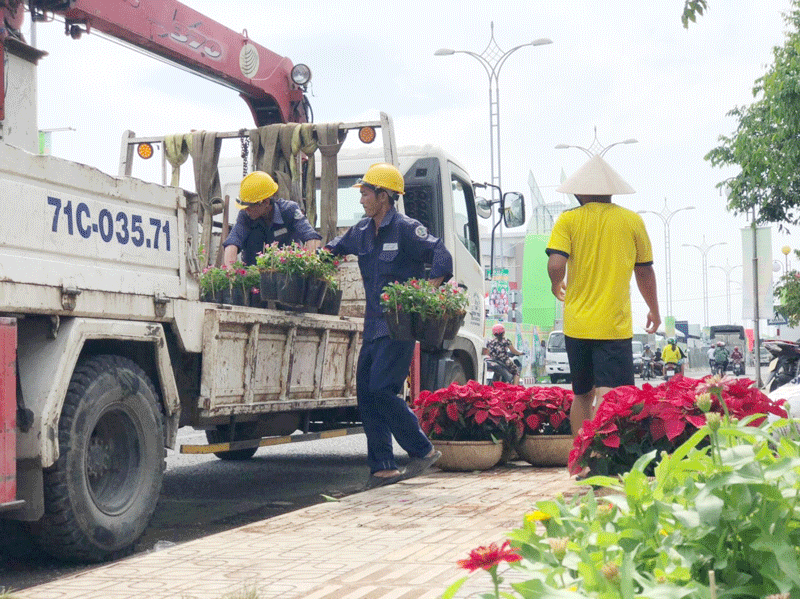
[30,355,164,562]
[444,358,468,386]
[206,423,259,461]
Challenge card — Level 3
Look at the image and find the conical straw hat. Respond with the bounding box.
[556,154,635,195]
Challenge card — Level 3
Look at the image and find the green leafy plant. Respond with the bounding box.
[380,279,468,316]
[445,379,800,599]
[774,251,800,326]
[199,265,231,296]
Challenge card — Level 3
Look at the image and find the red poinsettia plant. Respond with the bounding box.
[505,384,573,437]
[568,374,788,477]
[412,381,575,444]
[413,380,520,443]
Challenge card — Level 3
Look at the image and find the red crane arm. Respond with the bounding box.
[59,0,307,125]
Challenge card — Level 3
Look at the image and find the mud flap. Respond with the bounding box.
[1,317,18,508]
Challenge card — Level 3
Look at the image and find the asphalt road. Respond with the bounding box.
[0,427,377,592]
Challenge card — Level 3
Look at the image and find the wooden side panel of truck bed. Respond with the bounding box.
[199,307,362,417]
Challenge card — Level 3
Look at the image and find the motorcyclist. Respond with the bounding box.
[707,345,717,373]
[653,346,664,376]
[642,344,655,378]
[485,323,523,385]
[713,341,730,375]
[661,338,684,376]
[731,346,743,363]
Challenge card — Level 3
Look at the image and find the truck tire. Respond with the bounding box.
[206,423,259,461]
[444,357,468,386]
[30,355,164,562]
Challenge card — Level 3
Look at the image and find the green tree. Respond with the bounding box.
[775,249,800,325]
[706,3,800,225]
[682,0,708,28]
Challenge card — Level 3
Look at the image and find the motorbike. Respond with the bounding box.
[731,357,744,376]
[641,356,654,381]
[484,356,522,385]
[762,340,800,392]
[663,361,679,382]
[715,359,728,376]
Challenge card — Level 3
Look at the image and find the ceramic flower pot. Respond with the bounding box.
[516,435,574,467]
[431,439,504,471]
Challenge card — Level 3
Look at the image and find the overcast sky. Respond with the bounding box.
[29,0,798,332]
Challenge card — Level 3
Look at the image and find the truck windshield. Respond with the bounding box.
[315,176,365,228]
[548,332,566,352]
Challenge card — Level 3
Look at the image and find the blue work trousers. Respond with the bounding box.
[357,336,433,473]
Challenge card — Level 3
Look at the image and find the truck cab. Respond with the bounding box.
[546,330,571,384]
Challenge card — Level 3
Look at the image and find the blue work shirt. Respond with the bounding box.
[223,198,322,265]
[326,207,453,341]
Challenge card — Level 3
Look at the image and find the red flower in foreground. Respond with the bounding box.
[457,541,522,572]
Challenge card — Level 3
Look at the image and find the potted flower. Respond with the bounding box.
[304,248,339,310]
[199,265,231,303]
[318,274,342,316]
[412,380,520,471]
[506,385,574,466]
[440,282,470,340]
[568,374,788,477]
[256,243,281,302]
[380,279,463,346]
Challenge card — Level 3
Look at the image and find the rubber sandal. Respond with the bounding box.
[364,471,405,490]
[402,450,442,480]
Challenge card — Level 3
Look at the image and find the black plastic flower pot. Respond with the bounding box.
[415,313,447,348]
[318,288,343,316]
[385,309,415,341]
[276,273,306,307]
[231,285,249,307]
[443,311,466,341]
[304,277,328,310]
[259,270,279,302]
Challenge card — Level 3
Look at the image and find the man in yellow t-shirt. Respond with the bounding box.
[546,154,661,451]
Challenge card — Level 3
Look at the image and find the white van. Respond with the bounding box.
[545,331,571,384]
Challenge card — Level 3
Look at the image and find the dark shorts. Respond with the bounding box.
[564,336,634,395]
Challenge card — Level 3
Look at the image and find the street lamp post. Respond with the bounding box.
[638,198,695,322]
[436,24,551,278]
[782,245,792,272]
[682,236,727,330]
[710,260,742,325]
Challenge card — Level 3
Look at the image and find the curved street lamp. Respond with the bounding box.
[554,127,638,158]
[436,23,551,281]
[683,236,727,330]
[638,199,695,321]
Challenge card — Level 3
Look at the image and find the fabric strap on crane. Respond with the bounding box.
[291,124,318,227]
[189,131,222,269]
[316,123,347,243]
[164,134,191,187]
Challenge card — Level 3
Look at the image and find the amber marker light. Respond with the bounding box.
[137,143,154,159]
[358,126,376,144]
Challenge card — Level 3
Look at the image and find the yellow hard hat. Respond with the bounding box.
[237,171,279,207]
[354,163,404,194]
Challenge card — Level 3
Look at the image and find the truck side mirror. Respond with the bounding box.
[475,197,492,219]
[502,192,525,228]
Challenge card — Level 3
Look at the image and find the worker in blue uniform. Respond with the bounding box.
[326,163,452,489]
[223,171,321,266]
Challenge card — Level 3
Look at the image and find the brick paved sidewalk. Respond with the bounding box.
[18,465,581,599]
